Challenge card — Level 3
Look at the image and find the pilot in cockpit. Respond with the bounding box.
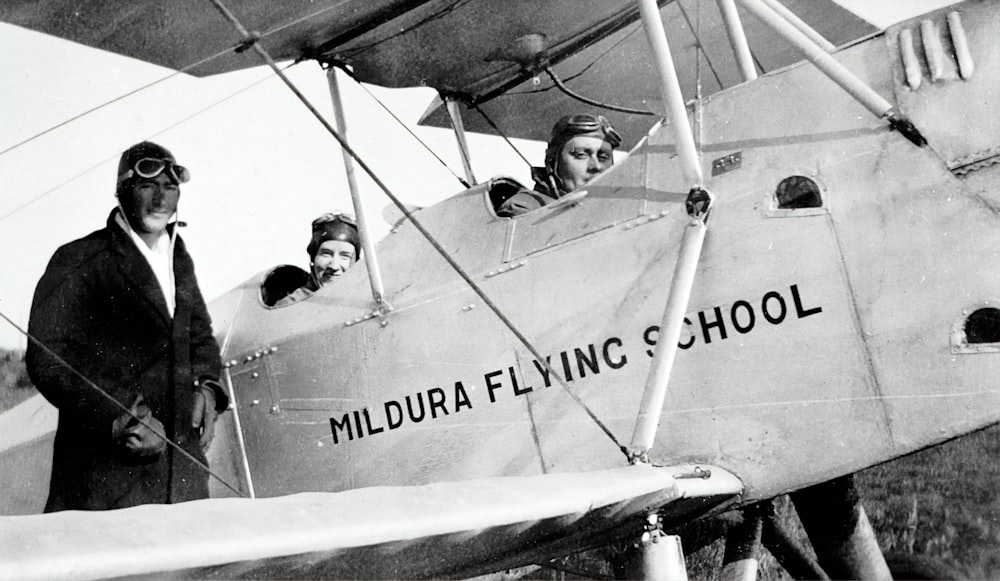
[495,114,622,218]
[307,212,360,288]
[266,212,360,307]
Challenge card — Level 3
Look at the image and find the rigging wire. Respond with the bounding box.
[207,0,627,456]
[0,68,283,224]
[1,0,377,160]
[0,43,241,158]
[677,0,724,91]
[0,310,247,498]
[565,20,645,85]
[751,49,766,76]
[337,65,471,189]
[0,62,290,488]
[468,103,533,169]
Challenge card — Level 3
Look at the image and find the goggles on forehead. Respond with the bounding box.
[562,114,622,148]
[312,212,358,230]
[118,157,190,184]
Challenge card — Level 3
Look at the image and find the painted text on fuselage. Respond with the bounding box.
[329,284,822,444]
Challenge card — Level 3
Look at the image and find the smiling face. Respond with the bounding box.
[555,135,614,192]
[119,172,180,237]
[311,240,357,286]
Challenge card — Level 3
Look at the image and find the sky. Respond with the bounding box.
[0,1,960,349]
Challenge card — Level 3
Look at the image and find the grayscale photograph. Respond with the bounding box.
[0,1,997,579]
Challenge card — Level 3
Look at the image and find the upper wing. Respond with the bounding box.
[0,464,741,580]
[418,0,877,147]
[0,0,661,82]
[0,1,873,147]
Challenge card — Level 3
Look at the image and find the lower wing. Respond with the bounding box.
[0,463,741,580]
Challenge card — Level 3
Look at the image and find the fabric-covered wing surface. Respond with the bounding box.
[0,0,652,81]
[0,0,873,147]
[0,464,741,580]
[418,0,878,147]
[0,0,417,77]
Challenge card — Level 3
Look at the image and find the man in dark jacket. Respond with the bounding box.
[496,113,622,217]
[26,141,228,511]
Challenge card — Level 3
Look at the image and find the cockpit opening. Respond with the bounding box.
[260,265,311,308]
[488,176,529,217]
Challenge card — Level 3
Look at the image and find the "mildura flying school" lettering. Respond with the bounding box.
[330,284,822,444]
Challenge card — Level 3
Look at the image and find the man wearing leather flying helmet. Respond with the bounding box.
[26,140,227,511]
[496,113,622,217]
[271,212,361,307]
[307,212,361,288]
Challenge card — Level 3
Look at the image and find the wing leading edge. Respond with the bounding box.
[0,464,742,580]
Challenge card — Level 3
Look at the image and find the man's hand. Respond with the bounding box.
[191,379,221,453]
[112,395,167,460]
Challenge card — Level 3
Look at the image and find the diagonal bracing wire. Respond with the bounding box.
[207,0,628,456]
[0,310,247,498]
[0,69,283,224]
[338,65,471,189]
[468,102,534,169]
[0,43,241,158]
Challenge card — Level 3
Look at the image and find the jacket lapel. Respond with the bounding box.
[108,213,173,327]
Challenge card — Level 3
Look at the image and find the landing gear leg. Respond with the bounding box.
[720,505,763,581]
[616,513,689,581]
[760,500,829,580]
[790,474,892,580]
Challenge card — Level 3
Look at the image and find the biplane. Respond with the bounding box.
[1,0,999,579]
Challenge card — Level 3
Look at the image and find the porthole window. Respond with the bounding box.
[965,307,1000,344]
[776,176,822,209]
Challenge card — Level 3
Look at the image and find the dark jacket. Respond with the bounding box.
[26,210,227,511]
[495,167,563,217]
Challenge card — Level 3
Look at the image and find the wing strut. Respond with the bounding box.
[326,67,389,310]
[716,0,758,82]
[206,0,627,457]
[221,368,256,498]
[637,0,703,189]
[737,0,927,147]
[445,97,478,186]
[629,0,715,463]
[628,193,712,462]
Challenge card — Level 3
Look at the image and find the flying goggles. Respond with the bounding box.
[118,157,190,184]
[560,114,622,148]
[311,212,357,230]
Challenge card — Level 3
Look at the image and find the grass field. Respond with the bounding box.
[2,348,996,578]
[857,425,1000,579]
[0,349,32,413]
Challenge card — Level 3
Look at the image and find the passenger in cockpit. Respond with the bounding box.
[272,212,360,307]
[496,114,622,217]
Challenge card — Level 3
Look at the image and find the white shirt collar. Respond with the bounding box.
[115,209,176,317]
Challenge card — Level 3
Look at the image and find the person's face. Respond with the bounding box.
[556,135,614,192]
[119,172,180,235]
[312,240,357,286]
